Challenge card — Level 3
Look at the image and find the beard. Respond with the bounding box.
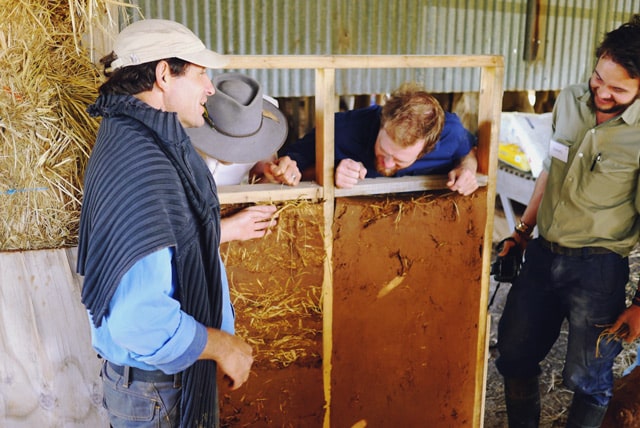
[589,86,637,115]
[375,159,399,177]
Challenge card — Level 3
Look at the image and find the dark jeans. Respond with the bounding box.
[496,238,628,406]
[101,361,182,427]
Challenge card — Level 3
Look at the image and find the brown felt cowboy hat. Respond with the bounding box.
[186,72,288,163]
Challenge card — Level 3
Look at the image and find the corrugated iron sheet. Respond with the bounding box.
[124,0,640,96]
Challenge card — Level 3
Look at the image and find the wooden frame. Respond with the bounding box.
[0,54,503,427]
[220,54,504,428]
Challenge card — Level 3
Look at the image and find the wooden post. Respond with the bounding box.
[315,66,336,428]
[475,60,505,426]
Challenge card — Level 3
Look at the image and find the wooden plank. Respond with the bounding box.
[217,182,323,204]
[217,175,488,203]
[315,67,336,428]
[224,54,503,70]
[473,63,505,428]
[334,174,488,198]
[315,69,336,189]
[477,60,505,176]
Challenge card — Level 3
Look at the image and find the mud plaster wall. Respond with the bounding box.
[219,189,488,427]
[219,202,325,427]
[332,191,487,427]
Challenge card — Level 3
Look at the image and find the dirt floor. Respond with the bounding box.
[484,205,640,428]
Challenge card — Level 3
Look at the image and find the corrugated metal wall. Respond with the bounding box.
[124,0,640,96]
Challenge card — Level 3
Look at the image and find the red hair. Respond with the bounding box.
[381,82,445,156]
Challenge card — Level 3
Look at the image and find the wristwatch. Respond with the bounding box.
[515,220,533,238]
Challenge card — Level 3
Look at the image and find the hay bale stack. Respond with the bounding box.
[0,0,105,250]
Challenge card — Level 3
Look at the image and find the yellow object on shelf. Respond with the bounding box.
[498,142,531,172]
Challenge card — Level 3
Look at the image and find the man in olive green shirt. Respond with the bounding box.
[496,15,640,428]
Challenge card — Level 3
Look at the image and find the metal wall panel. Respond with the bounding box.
[124,0,640,96]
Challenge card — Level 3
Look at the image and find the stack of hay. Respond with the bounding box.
[0,0,112,250]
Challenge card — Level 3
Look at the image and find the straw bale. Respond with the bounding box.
[0,0,115,250]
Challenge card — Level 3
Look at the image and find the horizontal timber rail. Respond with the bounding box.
[217,174,490,204]
[224,54,503,70]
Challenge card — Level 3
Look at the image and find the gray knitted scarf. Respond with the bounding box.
[78,94,222,427]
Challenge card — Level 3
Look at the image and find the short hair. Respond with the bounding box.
[595,14,640,79]
[97,52,191,96]
[380,82,445,156]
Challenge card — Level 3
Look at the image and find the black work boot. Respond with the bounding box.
[504,376,541,428]
[565,393,607,428]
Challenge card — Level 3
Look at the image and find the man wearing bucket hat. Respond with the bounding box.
[188,72,297,185]
[77,19,253,428]
[187,72,298,243]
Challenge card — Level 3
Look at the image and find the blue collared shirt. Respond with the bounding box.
[283,105,476,176]
[89,247,234,374]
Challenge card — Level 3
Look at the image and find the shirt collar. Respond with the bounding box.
[620,99,640,126]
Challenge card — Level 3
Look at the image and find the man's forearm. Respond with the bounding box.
[458,147,478,173]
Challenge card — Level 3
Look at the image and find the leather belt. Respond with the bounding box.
[538,236,612,256]
[107,361,181,388]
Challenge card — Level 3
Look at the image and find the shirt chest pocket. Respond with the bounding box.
[583,155,638,206]
[591,154,635,175]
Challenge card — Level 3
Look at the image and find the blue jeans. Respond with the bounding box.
[101,361,182,427]
[496,238,628,406]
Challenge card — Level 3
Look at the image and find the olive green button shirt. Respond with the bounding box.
[538,83,640,257]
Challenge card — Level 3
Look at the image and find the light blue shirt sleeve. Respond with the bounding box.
[219,255,235,335]
[91,247,206,374]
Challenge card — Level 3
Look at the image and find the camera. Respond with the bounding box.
[491,238,522,283]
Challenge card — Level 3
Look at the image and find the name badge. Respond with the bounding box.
[549,139,569,163]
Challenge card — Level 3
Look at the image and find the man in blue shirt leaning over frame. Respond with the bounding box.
[266,81,479,195]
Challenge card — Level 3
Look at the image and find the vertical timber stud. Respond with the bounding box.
[475,59,505,427]
[315,67,336,428]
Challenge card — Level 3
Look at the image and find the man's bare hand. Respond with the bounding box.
[220,205,277,243]
[202,328,253,391]
[609,305,640,343]
[335,158,367,189]
[447,165,478,196]
[497,231,531,257]
[262,156,301,186]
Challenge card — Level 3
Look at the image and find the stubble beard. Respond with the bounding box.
[589,86,636,115]
[375,159,398,177]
